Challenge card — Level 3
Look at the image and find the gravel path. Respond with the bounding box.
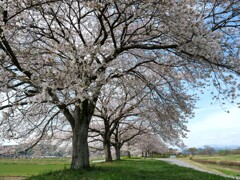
[158,158,239,179]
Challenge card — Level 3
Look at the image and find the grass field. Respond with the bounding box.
[27,159,234,180]
[1,158,234,180]
[0,158,234,179]
[185,155,240,178]
[192,155,240,162]
[0,158,70,177]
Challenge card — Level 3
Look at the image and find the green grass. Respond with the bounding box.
[26,159,232,180]
[193,162,240,178]
[214,166,240,177]
[184,155,240,178]
[0,158,71,165]
[0,158,70,176]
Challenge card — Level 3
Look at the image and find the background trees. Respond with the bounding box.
[203,145,216,156]
[0,0,239,170]
[90,75,194,161]
[188,147,198,156]
[89,78,146,162]
[133,133,169,158]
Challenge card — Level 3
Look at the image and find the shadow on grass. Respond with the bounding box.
[26,159,232,180]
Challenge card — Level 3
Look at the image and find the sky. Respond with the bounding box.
[183,90,240,148]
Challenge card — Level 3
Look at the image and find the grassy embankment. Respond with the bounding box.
[0,158,233,179]
[183,154,240,178]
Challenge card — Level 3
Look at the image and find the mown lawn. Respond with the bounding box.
[26,159,232,180]
[0,158,70,177]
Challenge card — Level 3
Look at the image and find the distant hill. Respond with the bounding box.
[197,145,240,150]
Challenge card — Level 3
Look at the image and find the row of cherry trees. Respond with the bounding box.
[0,0,239,169]
[89,77,190,161]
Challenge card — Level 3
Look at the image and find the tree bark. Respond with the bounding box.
[71,124,90,169]
[115,144,121,160]
[103,138,112,162]
[70,99,96,169]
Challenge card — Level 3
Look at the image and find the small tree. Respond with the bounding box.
[203,145,215,156]
[188,147,197,156]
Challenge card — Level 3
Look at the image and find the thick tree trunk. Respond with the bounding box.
[115,145,121,161]
[103,139,112,162]
[71,124,90,169]
[70,99,96,169]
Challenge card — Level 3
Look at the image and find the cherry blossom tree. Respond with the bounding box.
[132,133,169,158]
[90,76,194,161]
[89,78,146,162]
[0,0,239,169]
[112,119,149,160]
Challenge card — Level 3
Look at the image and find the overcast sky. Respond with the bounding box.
[183,91,240,148]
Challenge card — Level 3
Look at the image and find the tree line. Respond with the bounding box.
[187,146,240,156]
[0,0,239,169]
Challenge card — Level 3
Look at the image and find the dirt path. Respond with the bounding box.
[158,158,239,179]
